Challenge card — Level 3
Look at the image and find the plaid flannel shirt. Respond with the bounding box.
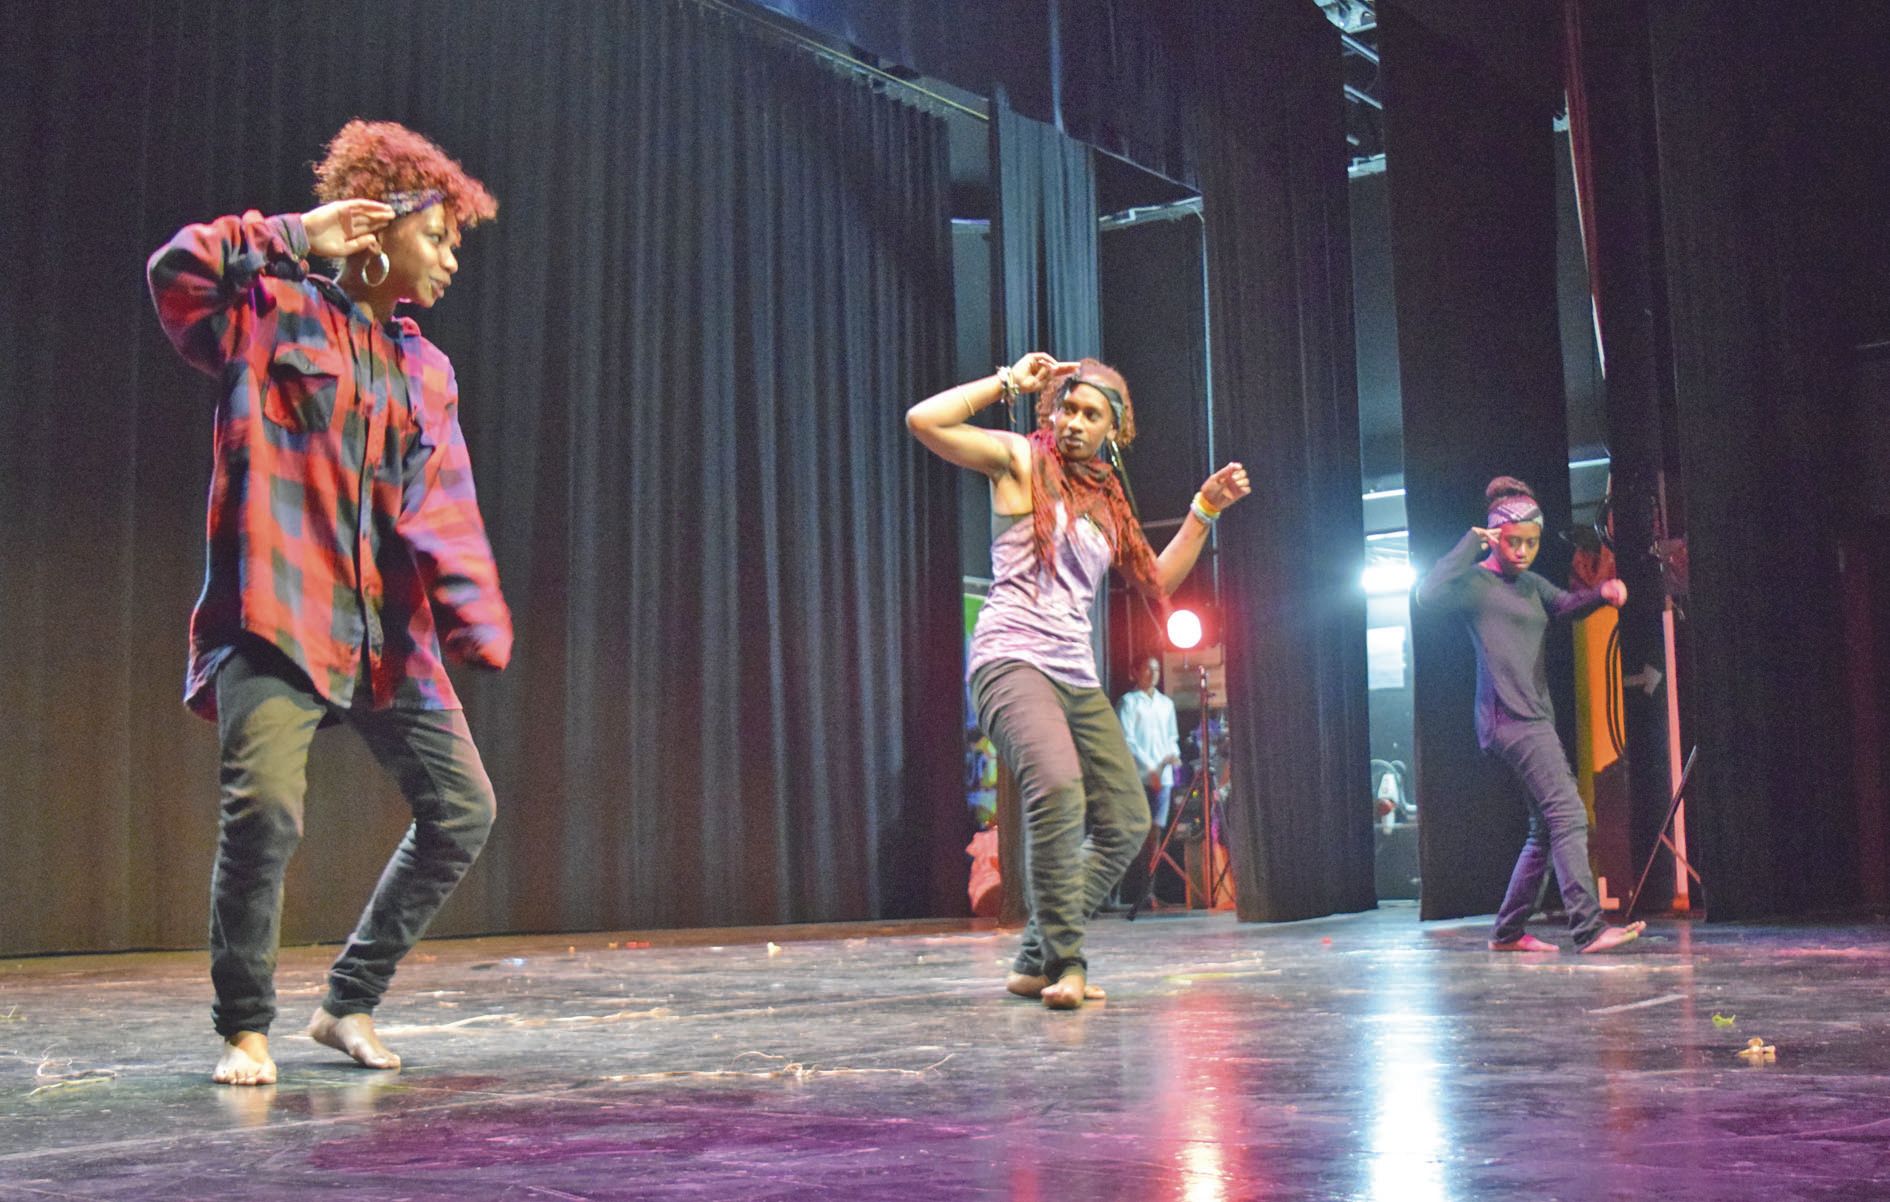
[148,211,512,719]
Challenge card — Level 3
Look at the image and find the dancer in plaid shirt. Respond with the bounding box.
[148,120,512,1085]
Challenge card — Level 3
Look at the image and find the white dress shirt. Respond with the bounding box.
[1116,687,1180,789]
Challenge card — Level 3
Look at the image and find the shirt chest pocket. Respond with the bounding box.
[264,344,345,433]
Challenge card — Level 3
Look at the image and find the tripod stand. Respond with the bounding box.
[1129,662,1229,918]
[1624,744,1702,922]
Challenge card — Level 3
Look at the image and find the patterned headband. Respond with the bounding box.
[1487,495,1544,527]
[384,188,445,216]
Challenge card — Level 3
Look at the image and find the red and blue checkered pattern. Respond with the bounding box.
[148,211,511,719]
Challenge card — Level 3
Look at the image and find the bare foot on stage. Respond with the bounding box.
[213,1032,277,1086]
[1040,969,1093,1010]
[1579,921,1647,955]
[1007,971,1106,1003]
[307,1009,402,1070]
[1489,933,1560,952]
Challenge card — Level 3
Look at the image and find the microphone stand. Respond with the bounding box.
[1111,439,1235,916]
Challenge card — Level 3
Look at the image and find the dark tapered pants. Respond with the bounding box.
[1488,719,1605,948]
[209,642,496,1037]
[971,659,1151,983]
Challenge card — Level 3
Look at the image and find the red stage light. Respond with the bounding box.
[1167,608,1205,651]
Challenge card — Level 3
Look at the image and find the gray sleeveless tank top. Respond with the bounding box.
[966,501,1112,689]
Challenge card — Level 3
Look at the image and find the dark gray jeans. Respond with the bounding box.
[1488,719,1605,947]
[210,641,496,1036]
[971,659,1151,983]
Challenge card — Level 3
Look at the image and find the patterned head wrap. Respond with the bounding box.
[384,188,446,216]
[1487,495,1544,528]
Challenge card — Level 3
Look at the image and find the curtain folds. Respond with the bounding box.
[755,0,1195,187]
[1558,0,1683,912]
[1645,1,1858,920]
[0,0,963,956]
[1187,0,1375,922]
[993,98,1103,382]
[1379,1,1576,921]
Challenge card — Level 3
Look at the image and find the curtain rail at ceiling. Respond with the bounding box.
[693,0,990,121]
[1100,196,1204,229]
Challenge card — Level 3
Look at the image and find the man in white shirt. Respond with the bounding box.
[1117,655,1181,828]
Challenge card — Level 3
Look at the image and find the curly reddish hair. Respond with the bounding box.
[312,119,497,227]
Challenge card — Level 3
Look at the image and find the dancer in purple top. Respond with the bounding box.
[907,352,1249,1008]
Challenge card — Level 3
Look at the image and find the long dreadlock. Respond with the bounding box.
[1026,360,1164,602]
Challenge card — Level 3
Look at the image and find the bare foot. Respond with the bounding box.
[213,1032,277,1086]
[1041,969,1092,1010]
[307,1008,402,1070]
[1006,971,1106,1002]
[1489,934,1560,952]
[1579,921,1647,955]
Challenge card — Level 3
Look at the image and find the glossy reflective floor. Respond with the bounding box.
[5,905,1890,1201]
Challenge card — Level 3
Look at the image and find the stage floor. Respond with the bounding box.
[4,905,1890,1201]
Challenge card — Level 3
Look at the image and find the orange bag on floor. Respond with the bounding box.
[966,828,1002,917]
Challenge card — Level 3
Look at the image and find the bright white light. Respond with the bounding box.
[1367,1011,1450,1202]
[1167,609,1204,650]
[1361,562,1416,596]
[1367,625,1408,691]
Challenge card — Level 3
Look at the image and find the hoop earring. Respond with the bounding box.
[360,251,390,288]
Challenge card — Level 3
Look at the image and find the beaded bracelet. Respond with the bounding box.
[987,364,1017,423]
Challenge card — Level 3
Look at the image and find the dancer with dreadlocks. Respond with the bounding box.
[907,352,1250,1009]
[149,120,511,1084]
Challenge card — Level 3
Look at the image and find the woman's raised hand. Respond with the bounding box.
[302,199,395,259]
[1008,352,1081,394]
[1200,462,1251,511]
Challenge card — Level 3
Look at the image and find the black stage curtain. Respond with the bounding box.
[1053,0,1196,189]
[1560,0,1682,910]
[993,98,1103,376]
[1380,2,1577,921]
[754,0,1054,130]
[1645,2,1860,920]
[755,0,1195,188]
[1100,217,1211,538]
[1100,215,1213,686]
[1187,0,1375,922]
[0,0,963,956]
